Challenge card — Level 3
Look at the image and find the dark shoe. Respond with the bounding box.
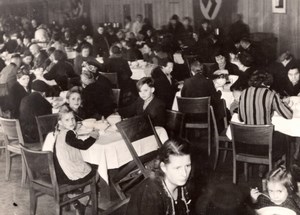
[73,200,86,215]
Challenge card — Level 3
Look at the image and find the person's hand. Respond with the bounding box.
[250,188,260,203]
[90,129,99,139]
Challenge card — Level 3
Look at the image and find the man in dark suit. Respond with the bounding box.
[152,61,178,109]
[181,61,225,132]
[118,77,166,126]
[19,80,52,143]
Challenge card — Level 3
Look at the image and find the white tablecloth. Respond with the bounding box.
[80,127,168,183]
[226,113,300,139]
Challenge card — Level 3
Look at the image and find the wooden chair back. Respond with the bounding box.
[99,72,119,88]
[0,117,24,145]
[20,145,98,214]
[112,88,121,108]
[116,115,162,176]
[36,114,59,145]
[230,122,274,183]
[177,97,211,114]
[165,110,185,138]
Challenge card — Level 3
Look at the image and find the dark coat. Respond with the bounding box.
[8,82,29,118]
[19,92,52,143]
[152,68,178,109]
[82,81,114,119]
[93,34,110,57]
[208,62,241,78]
[103,56,132,87]
[44,61,78,91]
[119,97,166,127]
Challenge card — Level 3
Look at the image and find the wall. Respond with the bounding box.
[236,0,300,58]
[90,0,194,29]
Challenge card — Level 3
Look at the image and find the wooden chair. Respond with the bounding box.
[0,117,27,186]
[212,99,232,170]
[165,110,185,138]
[36,114,59,146]
[114,115,162,200]
[177,97,212,155]
[230,122,284,184]
[20,146,98,215]
[112,89,121,108]
[99,72,119,88]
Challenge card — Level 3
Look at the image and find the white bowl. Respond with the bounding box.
[106,115,121,126]
[82,118,96,128]
[94,121,110,130]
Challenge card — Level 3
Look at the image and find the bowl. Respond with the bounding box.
[94,120,110,130]
[82,118,96,128]
[106,114,121,126]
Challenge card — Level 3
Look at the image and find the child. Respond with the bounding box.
[53,105,99,215]
[118,77,166,126]
[250,166,300,214]
[65,86,86,121]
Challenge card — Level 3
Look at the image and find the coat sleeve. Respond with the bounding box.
[65,130,96,150]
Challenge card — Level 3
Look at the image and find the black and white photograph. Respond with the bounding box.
[0,0,300,215]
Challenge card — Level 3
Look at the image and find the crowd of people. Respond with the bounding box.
[0,11,300,215]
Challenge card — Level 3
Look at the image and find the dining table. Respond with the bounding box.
[79,126,168,184]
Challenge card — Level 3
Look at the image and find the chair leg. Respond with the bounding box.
[112,181,126,200]
[91,179,98,215]
[29,189,37,215]
[5,150,11,181]
[233,160,237,184]
[244,163,248,182]
[213,141,219,170]
[208,127,211,156]
[222,142,229,162]
[21,157,27,186]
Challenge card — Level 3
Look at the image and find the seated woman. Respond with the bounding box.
[126,138,192,215]
[80,69,114,119]
[43,49,78,91]
[8,67,30,118]
[238,70,293,176]
[19,80,52,143]
[118,77,166,126]
[278,66,300,97]
[207,50,240,79]
[65,86,86,121]
[250,166,300,214]
[151,60,179,109]
[53,105,99,215]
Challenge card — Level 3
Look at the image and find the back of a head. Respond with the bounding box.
[110,45,122,55]
[238,52,254,67]
[248,69,273,88]
[191,61,203,74]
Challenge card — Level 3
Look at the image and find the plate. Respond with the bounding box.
[77,126,93,136]
[256,206,296,215]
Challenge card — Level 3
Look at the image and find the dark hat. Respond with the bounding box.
[32,80,49,92]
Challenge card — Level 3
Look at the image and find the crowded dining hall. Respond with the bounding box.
[1,0,300,214]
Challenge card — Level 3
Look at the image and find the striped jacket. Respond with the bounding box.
[238,86,293,125]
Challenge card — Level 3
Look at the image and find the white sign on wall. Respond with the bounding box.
[200,0,222,20]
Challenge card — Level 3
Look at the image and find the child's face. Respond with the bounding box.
[68,92,82,111]
[139,84,154,101]
[17,75,30,88]
[59,112,76,130]
[162,62,173,75]
[267,181,289,205]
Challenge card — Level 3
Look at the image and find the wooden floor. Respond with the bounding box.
[0,134,265,215]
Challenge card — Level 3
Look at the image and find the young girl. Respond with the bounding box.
[54,105,99,215]
[250,166,300,214]
[65,86,86,121]
[126,138,192,215]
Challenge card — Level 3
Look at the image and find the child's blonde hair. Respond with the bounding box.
[266,166,295,194]
[55,105,74,132]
